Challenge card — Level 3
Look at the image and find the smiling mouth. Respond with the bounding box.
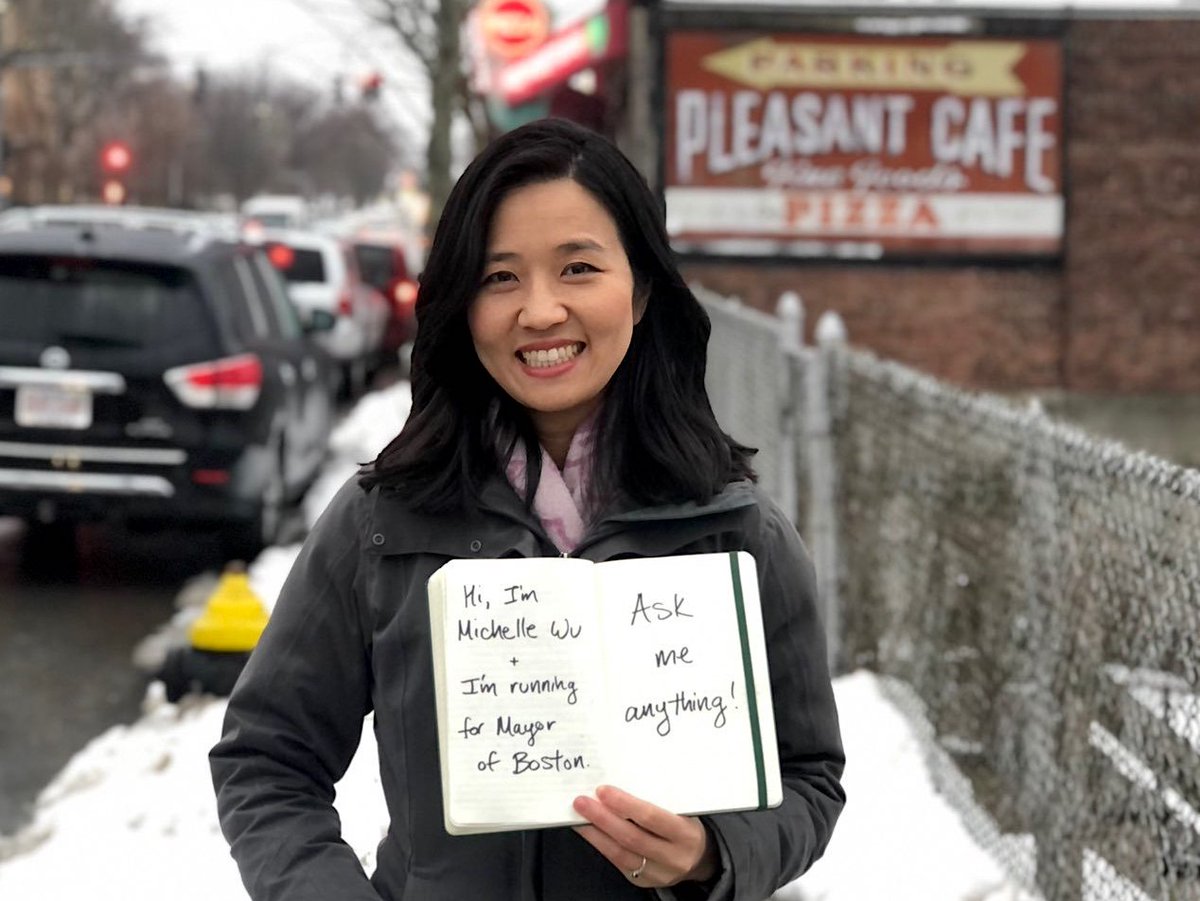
[518,343,584,368]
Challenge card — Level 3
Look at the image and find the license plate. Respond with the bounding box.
[14,384,94,429]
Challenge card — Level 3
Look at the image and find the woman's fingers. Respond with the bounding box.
[595,785,693,840]
[573,822,649,876]
[572,785,712,886]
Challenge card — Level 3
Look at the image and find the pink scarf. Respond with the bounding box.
[502,413,598,554]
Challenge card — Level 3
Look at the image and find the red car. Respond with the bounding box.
[347,232,419,357]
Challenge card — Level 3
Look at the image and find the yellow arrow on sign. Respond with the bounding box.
[701,38,1027,97]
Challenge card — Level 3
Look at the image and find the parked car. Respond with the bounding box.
[0,206,338,558]
[259,228,389,397]
[347,230,420,360]
[240,194,310,230]
[0,203,242,239]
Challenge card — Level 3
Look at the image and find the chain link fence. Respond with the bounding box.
[702,291,794,509]
[697,285,1200,901]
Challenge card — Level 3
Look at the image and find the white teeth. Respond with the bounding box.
[520,344,582,368]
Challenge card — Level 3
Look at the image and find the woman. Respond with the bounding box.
[211,118,844,901]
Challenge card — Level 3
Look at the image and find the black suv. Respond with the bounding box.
[0,206,337,557]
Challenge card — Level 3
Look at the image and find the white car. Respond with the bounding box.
[259,229,389,396]
[241,194,310,230]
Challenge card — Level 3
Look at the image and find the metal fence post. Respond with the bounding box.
[776,292,804,525]
[807,311,846,674]
[777,291,805,349]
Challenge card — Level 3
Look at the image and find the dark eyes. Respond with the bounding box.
[480,262,599,287]
[481,270,517,286]
[563,261,600,276]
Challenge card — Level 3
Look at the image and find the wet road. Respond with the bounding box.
[0,518,227,836]
[0,367,400,838]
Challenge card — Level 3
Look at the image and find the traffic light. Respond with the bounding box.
[100,141,132,175]
[98,141,132,205]
[101,180,127,205]
[360,71,383,101]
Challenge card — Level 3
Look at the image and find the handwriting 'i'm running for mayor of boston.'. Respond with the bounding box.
[459,673,581,705]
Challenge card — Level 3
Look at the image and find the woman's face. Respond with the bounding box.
[468,177,642,442]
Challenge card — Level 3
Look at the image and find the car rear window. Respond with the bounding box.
[0,255,214,355]
[353,243,406,292]
[266,244,326,284]
[249,213,295,229]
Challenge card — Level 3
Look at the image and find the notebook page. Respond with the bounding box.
[434,557,608,831]
[594,552,781,815]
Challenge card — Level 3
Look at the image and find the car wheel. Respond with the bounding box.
[20,520,78,579]
[341,358,368,399]
[221,447,286,562]
[259,458,286,546]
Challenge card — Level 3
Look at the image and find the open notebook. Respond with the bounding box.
[427,551,781,835]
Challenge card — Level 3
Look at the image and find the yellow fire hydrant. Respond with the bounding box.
[159,561,269,702]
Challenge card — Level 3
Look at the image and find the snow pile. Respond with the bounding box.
[0,378,1032,900]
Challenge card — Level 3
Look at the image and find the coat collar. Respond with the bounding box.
[363,476,757,561]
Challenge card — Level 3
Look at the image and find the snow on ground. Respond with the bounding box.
[0,379,1031,900]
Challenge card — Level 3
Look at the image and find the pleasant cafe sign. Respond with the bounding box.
[665,32,1064,258]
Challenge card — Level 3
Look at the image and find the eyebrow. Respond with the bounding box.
[486,239,607,263]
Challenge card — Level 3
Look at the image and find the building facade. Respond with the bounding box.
[643,2,1200,398]
[472,0,1200,460]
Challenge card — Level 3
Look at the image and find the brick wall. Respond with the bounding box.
[682,19,1200,393]
[682,261,1064,390]
[1064,20,1200,392]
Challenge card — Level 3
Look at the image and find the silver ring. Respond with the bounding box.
[629,856,647,879]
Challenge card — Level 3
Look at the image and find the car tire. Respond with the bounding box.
[20,520,79,579]
[221,446,286,563]
[341,358,368,400]
[397,342,413,378]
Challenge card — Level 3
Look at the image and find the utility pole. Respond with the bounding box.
[0,0,9,203]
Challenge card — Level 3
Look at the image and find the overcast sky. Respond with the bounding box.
[120,0,363,78]
[114,0,607,161]
[115,0,604,100]
[116,0,433,139]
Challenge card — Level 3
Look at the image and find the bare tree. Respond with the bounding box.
[2,1,399,210]
[355,0,471,229]
[187,68,397,208]
[194,79,285,204]
[299,106,395,205]
[3,0,147,204]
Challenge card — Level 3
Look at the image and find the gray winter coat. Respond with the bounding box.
[210,474,845,901]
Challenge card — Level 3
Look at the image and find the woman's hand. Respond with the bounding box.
[572,785,719,888]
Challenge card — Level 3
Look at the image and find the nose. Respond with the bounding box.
[516,281,569,330]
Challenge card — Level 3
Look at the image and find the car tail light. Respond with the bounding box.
[164,354,263,410]
[266,242,295,270]
[192,469,232,486]
[337,286,354,317]
[391,278,418,311]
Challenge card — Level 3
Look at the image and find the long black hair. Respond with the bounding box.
[362,118,755,512]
